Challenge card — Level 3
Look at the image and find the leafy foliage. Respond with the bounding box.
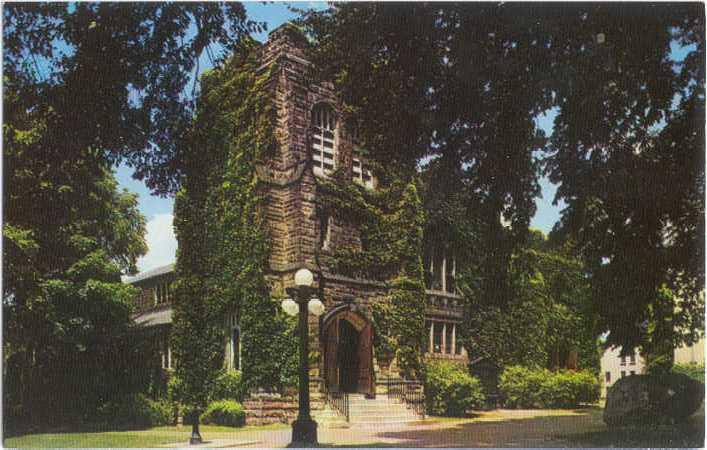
[317,170,427,377]
[424,360,486,416]
[3,79,151,430]
[545,5,705,355]
[3,2,264,432]
[211,369,246,402]
[3,2,262,195]
[171,41,298,419]
[499,366,600,409]
[200,400,246,427]
[672,362,705,383]
[303,2,705,356]
[96,394,174,429]
[461,231,600,373]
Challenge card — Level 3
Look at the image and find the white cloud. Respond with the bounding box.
[137,213,177,272]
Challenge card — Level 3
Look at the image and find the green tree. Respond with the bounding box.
[544,4,705,355]
[304,3,704,357]
[3,2,261,432]
[3,81,149,429]
[3,2,261,195]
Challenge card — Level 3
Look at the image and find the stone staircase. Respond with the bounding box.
[315,393,423,428]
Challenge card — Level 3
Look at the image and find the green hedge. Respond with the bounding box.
[201,400,246,427]
[97,394,173,428]
[499,366,600,408]
[672,363,705,383]
[424,360,485,416]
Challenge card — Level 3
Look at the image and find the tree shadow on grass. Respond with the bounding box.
[561,415,704,448]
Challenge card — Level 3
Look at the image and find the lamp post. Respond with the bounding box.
[282,268,325,446]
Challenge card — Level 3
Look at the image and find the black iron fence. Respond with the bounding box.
[322,382,350,422]
[385,378,425,418]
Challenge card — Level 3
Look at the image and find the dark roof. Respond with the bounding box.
[124,263,175,284]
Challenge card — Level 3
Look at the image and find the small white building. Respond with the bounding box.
[600,338,705,397]
[674,338,705,365]
[600,346,644,398]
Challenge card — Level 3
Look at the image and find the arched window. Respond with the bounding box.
[311,105,337,176]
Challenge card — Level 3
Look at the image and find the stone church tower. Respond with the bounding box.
[257,24,385,395]
[130,24,468,398]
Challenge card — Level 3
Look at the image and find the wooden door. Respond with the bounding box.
[325,318,339,391]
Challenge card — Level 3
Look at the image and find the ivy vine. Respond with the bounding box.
[172,41,297,413]
[318,170,427,377]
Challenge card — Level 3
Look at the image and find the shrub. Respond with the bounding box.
[499,365,600,408]
[211,369,245,401]
[167,375,185,403]
[672,363,705,383]
[424,360,485,416]
[97,394,173,428]
[200,399,246,427]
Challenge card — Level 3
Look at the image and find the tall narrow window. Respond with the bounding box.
[311,105,337,176]
[229,313,240,370]
[629,352,636,365]
[433,322,443,353]
[352,148,374,189]
[161,335,171,369]
[444,323,453,354]
[231,327,240,370]
[423,245,455,293]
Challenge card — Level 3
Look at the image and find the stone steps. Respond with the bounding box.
[314,393,423,428]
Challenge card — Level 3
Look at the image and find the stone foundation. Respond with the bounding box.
[243,393,324,426]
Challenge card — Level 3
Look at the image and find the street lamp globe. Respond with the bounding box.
[308,298,325,316]
[294,268,314,287]
[281,298,299,316]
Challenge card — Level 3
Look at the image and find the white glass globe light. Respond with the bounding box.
[281,298,298,316]
[294,268,314,287]
[308,298,325,317]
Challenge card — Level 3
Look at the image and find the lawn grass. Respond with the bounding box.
[4,423,288,448]
[559,404,705,448]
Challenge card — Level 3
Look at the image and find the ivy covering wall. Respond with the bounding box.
[171,42,297,413]
[318,171,427,377]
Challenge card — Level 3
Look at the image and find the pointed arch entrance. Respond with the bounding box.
[321,307,374,395]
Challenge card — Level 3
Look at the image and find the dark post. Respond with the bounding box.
[190,416,202,445]
[290,288,318,446]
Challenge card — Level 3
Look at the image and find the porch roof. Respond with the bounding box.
[134,307,172,327]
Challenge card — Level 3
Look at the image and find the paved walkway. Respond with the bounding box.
[232,409,603,448]
[162,407,704,448]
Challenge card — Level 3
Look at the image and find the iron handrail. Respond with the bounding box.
[385,378,425,418]
[321,382,350,422]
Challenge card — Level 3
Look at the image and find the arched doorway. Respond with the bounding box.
[322,309,373,395]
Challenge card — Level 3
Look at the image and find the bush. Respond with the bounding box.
[672,363,705,383]
[424,360,485,416]
[200,399,246,427]
[211,369,245,401]
[499,366,600,408]
[97,394,173,428]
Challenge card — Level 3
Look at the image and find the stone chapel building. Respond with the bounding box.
[128,24,468,397]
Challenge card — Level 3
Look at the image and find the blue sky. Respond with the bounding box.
[122,2,700,271]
